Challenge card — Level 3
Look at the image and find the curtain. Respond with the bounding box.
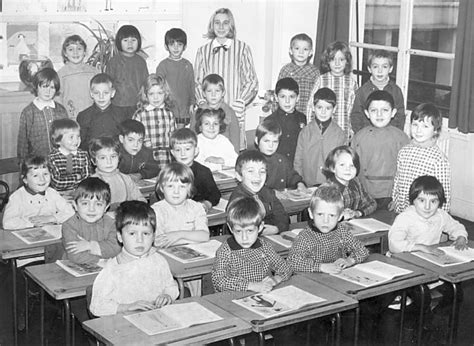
[449,0,474,133]
[313,0,350,69]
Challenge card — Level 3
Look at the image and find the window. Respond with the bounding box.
[350,0,459,117]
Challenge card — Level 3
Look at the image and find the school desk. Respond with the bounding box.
[0,229,61,346]
[391,241,474,346]
[82,297,252,345]
[160,235,290,299]
[203,274,358,346]
[301,253,438,346]
[24,262,97,346]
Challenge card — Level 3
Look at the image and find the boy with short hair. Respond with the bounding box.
[278,33,320,113]
[118,119,160,181]
[294,88,346,186]
[156,28,195,127]
[351,50,406,133]
[212,196,292,292]
[191,74,240,152]
[351,90,410,210]
[170,128,220,210]
[265,77,307,165]
[391,103,451,213]
[77,73,131,150]
[90,137,146,209]
[229,150,289,234]
[255,119,305,191]
[90,200,179,316]
[62,177,121,264]
[48,119,91,192]
[288,184,369,273]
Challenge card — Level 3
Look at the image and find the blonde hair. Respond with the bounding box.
[137,74,173,111]
[205,8,236,39]
[155,162,194,199]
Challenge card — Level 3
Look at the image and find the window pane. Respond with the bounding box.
[363,0,401,47]
[407,56,453,117]
[411,0,458,53]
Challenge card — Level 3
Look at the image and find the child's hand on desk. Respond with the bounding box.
[387,201,396,212]
[320,263,343,274]
[453,236,468,250]
[120,300,155,312]
[248,280,273,293]
[342,209,362,220]
[29,215,56,226]
[129,173,142,183]
[261,224,279,235]
[205,156,225,165]
[66,236,91,254]
[154,294,172,308]
[334,257,355,269]
[154,233,181,248]
[262,275,281,287]
[296,182,308,193]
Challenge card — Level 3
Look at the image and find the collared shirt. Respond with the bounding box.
[278,62,320,113]
[331,177,377,218]
[133,106,176,167]
[48,148,91,191]
[288,223,369,272]
[392,142,451,213]
[306,72,358,140]
[212,237,292,292]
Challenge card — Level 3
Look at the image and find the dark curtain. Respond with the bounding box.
[313,0,350,69]
[449,0,474,133]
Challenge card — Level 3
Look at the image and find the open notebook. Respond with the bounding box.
[264,228,305,248]
[232,285,326,318]
[346,218,390,235]
[124,302,222,335]
[11,225,62,244]
[412,246,474,267]
[159,239,222,263]
[332,260,412,287]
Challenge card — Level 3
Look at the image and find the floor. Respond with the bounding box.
[1,217,473,346]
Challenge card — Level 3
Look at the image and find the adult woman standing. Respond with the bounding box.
[194,8,259,150]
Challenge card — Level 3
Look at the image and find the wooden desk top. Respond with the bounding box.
[302,253,439,301]
[204,274,358,333]
[391,242,474,284]
[24,262,97,300]
[0,229,59,260]
[82,297,251,346]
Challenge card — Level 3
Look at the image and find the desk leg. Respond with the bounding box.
[335,312,341,346]
[178,279,185,299]
[64,299,71,346]
[417,284,426,346]
[398,290,407,346]
[447,283,459,346]
[228,337,235,346]
[10,259,18,346]
[354,306,360,346]
[258,332,265,346]
[40,288,44,346]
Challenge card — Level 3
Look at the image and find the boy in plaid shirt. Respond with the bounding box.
[212,197,292,292]
[48,119,91,192]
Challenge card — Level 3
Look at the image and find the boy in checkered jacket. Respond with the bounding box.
[212,197,292,293]
[288,184,368,273]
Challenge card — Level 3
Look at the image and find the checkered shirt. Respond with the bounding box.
[306,72,358,140]
[278,62,320,113]
[48,149,91,191]
[133,107,176,168]
[331,177,377,217]
[288,223,369,272]
[212,237,293,292]
[17,102,68,161]
[392,142,451,213]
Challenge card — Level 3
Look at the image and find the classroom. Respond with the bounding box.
[1,0,474,345]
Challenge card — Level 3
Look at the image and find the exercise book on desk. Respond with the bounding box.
[207,198,229,215]
[331,260,412,287]
[264,228,305,248]
[346,218,390,235]
[159,239,222,263]
[11,225,62,244]
[276,187,317,202]
[232,285,326,318]
[412,246,474,267]
[56,260,103,277]
[124,301,222,335]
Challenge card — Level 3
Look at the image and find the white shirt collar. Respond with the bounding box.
[211,38,232,49]
[145,104,165,111]
[33,98,55,110]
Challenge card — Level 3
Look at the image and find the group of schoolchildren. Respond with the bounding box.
[2,9,469,344]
